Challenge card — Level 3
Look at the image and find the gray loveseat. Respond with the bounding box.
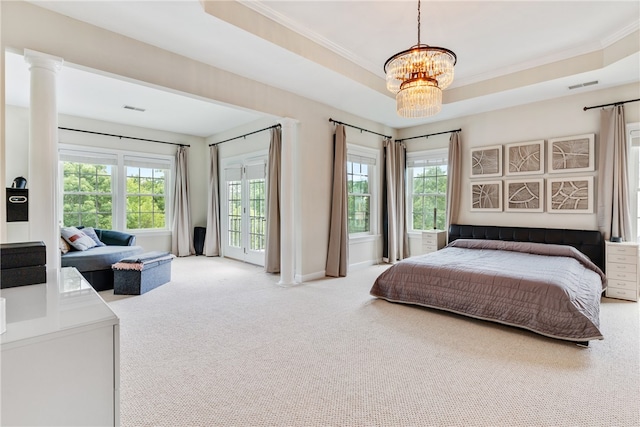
[61,228,144,291]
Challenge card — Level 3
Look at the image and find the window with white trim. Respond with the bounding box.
[347,146,378,236]
[407,148,448,231]
[60,147,173,231]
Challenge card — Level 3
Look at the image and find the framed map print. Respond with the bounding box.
[504,179,544,212]
[548,134,594,174]
[547,176,593,213]
[471,145,502,178]
[505,140,544,175]
[471,181,502,211]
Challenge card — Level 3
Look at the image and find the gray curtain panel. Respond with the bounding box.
[597,105,631,241]
[204,145,220,256]
[384,138,409,262]
[446,131,461,231]
[171,146,195,257]
[326,124,348,277]
[265,127,282,273]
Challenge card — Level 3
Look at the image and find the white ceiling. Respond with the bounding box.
[5,1,640,137]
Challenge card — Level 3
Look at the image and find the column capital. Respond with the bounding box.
[278,117,299,130]
[24,49,63,73]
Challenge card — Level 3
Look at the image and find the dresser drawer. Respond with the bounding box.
[607,269,637,282]
[606,287,638,301]
[606,244,638,256]
[422,244,438,253]
[607,254,638,265]
[606,262,637,274]
[607,279,637,291]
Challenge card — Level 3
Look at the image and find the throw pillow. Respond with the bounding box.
[59,236,71,254]
[82,227,106,247]
[61,226,98,251]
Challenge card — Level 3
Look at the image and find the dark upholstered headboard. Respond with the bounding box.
[448,224,604,270]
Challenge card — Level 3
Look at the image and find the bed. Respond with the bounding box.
[370,224,607,344]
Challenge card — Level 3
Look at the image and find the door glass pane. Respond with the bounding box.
[249,179,266,251]
[228,181,242,248]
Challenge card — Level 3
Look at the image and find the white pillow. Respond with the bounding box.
[61,226,98,251]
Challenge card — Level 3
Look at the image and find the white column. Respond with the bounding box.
[24,50,63,272]
[278,118,298,286]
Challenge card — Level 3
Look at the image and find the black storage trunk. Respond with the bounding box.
[0,241,46,289]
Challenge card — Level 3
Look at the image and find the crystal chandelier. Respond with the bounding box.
[384,0,457,118]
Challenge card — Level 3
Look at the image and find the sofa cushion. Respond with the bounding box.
[61,226,98,251]
[61,245,144,272]
[82,227,106,247]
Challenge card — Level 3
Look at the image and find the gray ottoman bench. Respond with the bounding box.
[112,251,174,295]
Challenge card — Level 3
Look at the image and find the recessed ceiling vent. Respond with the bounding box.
[568,80,599,90]
[123,105,146,112]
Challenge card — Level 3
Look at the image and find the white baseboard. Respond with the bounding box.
[349,258,383,272]
[295,270,326,283]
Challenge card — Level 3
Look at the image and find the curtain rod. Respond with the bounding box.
[396,128,461,143]
[583,98,640,111]
[329,118,392,139]
[58,127,189,147]
[209,124,281,146]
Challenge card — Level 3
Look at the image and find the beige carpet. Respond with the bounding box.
[101,256,640,427]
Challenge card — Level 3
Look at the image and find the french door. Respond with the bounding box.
[223,160,266,266]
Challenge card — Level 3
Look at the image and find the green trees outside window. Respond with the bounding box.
[62,162,113,228]
[411,165,448,230]
[126,167,166,229]
[347,161,371,234]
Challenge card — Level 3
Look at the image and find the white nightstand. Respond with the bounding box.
[422,230,446,254]
[605,241,639,302]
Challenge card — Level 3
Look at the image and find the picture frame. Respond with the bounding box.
[505,140,544,176]
[547,176,593,213]
[470,145,502,178]
[471,181,502,211]
[504,179,544,212]
[548,134,595,174]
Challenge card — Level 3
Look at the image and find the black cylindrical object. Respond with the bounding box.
[194,227,206,255]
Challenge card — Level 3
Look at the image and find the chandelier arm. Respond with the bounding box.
[383,45,458,72]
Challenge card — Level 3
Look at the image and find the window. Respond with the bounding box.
[407,149,448,231]
[125,157,171,230]
[347,146,378,236]
[60,148,172,231]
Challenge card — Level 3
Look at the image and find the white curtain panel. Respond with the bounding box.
[384,138,408,262]
[265,127,281,273]
[326,124,348,277]
[597,105,632,241]
[446,131,462,231]
[204,145,221,256]
[171,146,194,257]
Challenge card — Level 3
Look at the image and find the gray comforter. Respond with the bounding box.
[370,239,606,342]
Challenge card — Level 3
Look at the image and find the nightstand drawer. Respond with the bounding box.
[607,269,637,282]
[607,279,637,291]
[422,233,438,243]
[607,254,638,264]
[606,262,637,274]
[422,243,438,253]
[606,244,638,256]
[606,287,638,301]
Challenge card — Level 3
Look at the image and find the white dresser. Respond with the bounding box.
[422,230,447,254]
[605,241,639,302]
[1,267,120,426]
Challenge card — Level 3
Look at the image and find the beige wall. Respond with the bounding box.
[400,82,640,236]
[0,1,395,279]
[3,1,639,279]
